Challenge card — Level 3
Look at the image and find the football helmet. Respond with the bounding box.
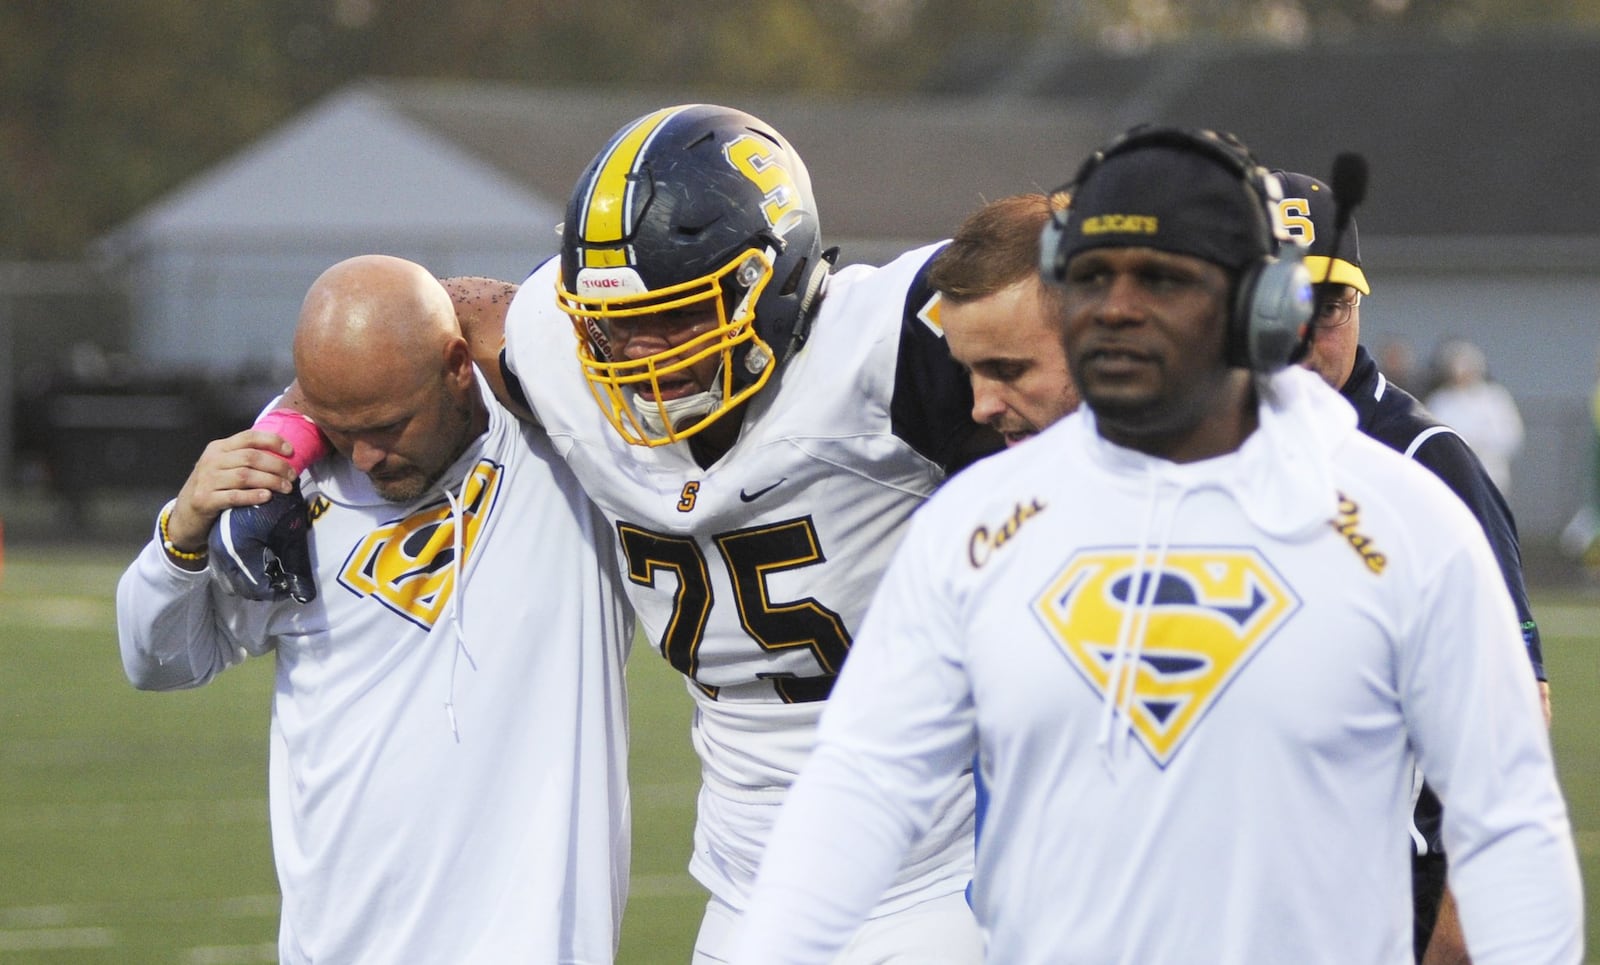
[557,104,829,447]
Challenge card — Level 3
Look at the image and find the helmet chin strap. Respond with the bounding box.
[632,369,725,438]
[784,246,838,360]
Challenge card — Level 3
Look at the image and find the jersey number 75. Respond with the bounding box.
[617,516,852,703]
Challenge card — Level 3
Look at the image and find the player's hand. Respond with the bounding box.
[164,428,316,603]
[165,429,300,554]
[209,481,317,604]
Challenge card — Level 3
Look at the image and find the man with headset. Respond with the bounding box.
[726,127,1581,963]
[1280,170,1551,965]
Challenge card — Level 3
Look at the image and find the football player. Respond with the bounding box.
[1280,169,1549,965]
[445,104,999,961]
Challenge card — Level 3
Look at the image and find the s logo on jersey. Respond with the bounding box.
[1033,548,1299,767]
[338,460,503,628]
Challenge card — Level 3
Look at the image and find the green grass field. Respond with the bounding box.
[1,544,1596,962]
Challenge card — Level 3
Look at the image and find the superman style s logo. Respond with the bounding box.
[338,460,503,628]
[1033,548,1299,767]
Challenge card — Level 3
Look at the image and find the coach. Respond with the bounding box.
[727,127,1582,964]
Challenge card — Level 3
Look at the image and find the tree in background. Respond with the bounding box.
[2,0,1596,259]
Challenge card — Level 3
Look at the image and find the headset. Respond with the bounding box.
[1039,126,1314,372]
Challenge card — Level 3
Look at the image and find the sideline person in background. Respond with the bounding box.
[1281,169,1551,964]
[1558,341,1600,574]
[115,255,634,964]
[1588,353,1600,571]
[1425,338,1525,495]
[1375,336,1420,394]
[927,192,1080,448]
[726,126,1581,964]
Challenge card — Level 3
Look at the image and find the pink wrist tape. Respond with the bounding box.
[254,409,330,474]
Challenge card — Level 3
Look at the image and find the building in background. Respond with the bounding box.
[9,35,1600,545]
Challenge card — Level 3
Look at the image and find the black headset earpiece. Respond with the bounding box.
[1037,126,1313,373]
[1231,242,1311,372]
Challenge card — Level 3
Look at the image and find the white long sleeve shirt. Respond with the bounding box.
[117,376,635,964]
[731,367,1582,964]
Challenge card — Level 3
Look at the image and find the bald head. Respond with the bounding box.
[295,255,462,402]
[292,255,484,503]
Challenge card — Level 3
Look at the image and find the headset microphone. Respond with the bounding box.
[1329,153,1368,236]
[1290,152,1368,363]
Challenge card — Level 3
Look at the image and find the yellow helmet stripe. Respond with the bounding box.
[577,106,687,268]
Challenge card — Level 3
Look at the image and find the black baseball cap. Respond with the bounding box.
[1059,140,1273,274]
[1274,171,1370,295]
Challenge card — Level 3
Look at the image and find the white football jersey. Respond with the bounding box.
[117,375,634,965]
[503,245,984,910]
[730,368,1582,964]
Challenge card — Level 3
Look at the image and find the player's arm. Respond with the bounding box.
[440,275,535,423]
[271,277,530,424]
[174,390,322,604]
[163,429,298,562]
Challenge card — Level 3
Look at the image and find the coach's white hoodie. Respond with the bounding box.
[118,374,635,965]
[731,366,1581,965]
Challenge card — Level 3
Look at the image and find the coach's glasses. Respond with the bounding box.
[1312,291,1362,329]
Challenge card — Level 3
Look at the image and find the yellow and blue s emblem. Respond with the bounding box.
[338,460,503,628]
[1033,548,1299,766]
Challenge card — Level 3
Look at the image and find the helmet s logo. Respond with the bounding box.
[1033,548,1299,767]
[559,106,823,448]
[1278,198,1315,245]
[725,134,802,231]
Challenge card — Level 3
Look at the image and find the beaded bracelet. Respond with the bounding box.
[158,502,208,564]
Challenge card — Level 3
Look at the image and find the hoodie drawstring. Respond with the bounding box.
[1096,471,1159,763]
[1097,471,1189,770]
[441,485,476,742]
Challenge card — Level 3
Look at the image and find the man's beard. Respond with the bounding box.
[371,396,477,504]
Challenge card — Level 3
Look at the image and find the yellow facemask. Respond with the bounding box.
[557,248,777,447]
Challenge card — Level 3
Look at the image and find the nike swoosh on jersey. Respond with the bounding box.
[739,479,787,502]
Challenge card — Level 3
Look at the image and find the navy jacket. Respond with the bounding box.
[1340,345,1543,678]
[1342,344,1545,959]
